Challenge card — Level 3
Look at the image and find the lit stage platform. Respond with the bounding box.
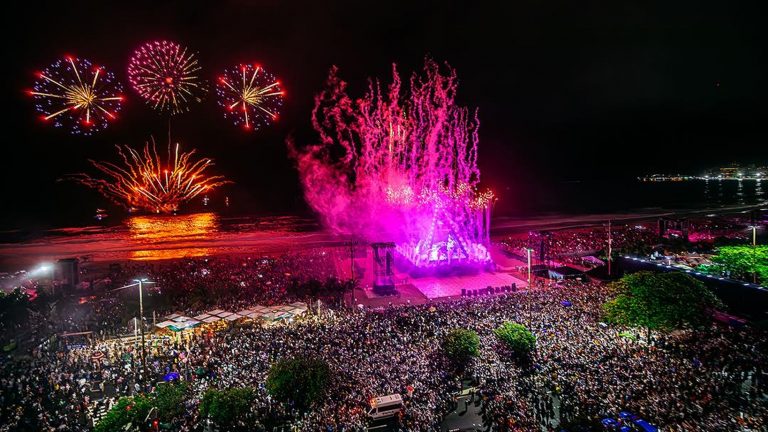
[337,244,528,304]
[409,271,527,299]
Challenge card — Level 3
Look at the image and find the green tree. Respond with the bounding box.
[710,245,768,283]
[443,328,480,364]
[95,395,152,432]
[95,382,187,431]
[494,322,536,355]
[603,271,723,342]
[153,381,188,423]
[266,357,330,410]
[199,387,256,430]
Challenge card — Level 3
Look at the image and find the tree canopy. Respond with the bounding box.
[266,357,330,410]
[707,245,768,283]
[95,395,152,432]
[494,322,536,355]
[603,271,723,333]
[95,382,187,432]
[443,328,480,363]
[199,386,256,429]
[153,381,188,422]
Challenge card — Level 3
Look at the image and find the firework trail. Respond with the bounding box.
[291,59,494,267]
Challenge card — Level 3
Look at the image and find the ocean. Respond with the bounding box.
[0,179,764,271]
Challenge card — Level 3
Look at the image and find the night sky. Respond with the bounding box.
[1,0,766,230]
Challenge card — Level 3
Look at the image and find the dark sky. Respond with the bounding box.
[1,0,766,230]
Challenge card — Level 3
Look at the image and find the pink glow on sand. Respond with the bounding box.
[291,59,494,268]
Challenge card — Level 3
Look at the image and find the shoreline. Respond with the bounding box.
[0,202,763,272]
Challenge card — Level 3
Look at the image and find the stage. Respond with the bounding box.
[408,271,526,299]
[336,243,529,305]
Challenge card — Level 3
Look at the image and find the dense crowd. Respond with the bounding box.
[2,276,766,431]
[501,225,659,265]
[44,250,340,338]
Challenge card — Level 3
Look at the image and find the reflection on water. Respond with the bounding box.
[127,213,219,260]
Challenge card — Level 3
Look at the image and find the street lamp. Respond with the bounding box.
[607,220,612,276]
[526,248,533,286]
[35,263,54,295]
[748,225,761,284]
[113,278,156,382]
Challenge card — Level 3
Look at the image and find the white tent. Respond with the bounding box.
[289,301,308,311]
[261,311,291,321]
[245,311,263,320]
[284,306,306,316]
[180,319,200,328]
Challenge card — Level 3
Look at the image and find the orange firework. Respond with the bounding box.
[69,137,230,213]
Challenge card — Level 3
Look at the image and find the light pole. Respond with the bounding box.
[36,263,54,296]
[349,241,356,281]
[49,265,55,295]
[607,220,612,276]
[749,225,759,283]
[114,278,156,382]
[526,248,533,286]
[751,225,757,247]
[347,240,359,308]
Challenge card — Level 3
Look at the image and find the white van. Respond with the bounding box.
[367,394,404,420]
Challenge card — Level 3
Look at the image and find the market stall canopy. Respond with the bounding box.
[261,311,292,321]
[206,309,225,316]
[282,306,306,316]
[289,301,308,312]
[168,319,200,332]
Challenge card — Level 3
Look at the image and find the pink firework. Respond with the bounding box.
[128,40,206,115]
[291,59,495,268]
[216,63,284,131]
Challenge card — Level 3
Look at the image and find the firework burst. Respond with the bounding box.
[216,63,284,131]
[128,40,206,115]
[69,137,230,213]
[29,55,123,135]
[292,59,495,268]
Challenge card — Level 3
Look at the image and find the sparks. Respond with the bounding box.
[216,63,284,131]
[29,56,123,135]
[128,40,206,115]
[292,58,495,268]
[68,136,230,214]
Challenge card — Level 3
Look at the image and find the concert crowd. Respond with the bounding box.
[1,270,766,431]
